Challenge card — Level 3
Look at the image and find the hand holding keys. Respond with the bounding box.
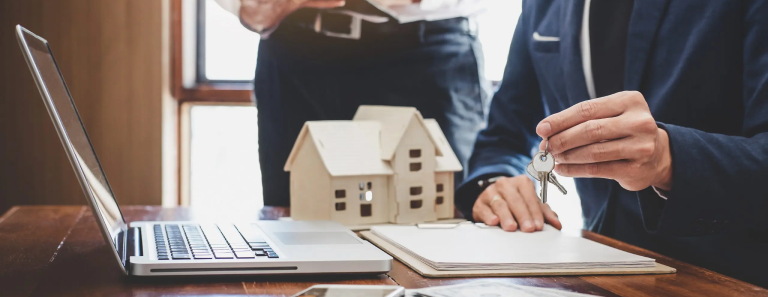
[527,139,566,203]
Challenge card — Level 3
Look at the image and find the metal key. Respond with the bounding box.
[532,151,555,203]
[526,163,567,195]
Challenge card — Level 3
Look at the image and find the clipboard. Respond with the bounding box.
[360,230,676,278]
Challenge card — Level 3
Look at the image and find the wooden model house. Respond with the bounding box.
[284,106,462,226]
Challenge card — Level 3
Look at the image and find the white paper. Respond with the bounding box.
[371,224,655,270]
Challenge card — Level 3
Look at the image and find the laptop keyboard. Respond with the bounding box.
[152,223,278,260]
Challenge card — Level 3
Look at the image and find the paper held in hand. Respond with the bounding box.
[370,223,656,271]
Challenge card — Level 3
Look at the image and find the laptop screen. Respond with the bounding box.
[17,27,127,243]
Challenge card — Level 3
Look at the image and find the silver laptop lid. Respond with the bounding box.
[15,25,129,273]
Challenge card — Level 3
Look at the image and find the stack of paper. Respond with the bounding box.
[370,224,655,271]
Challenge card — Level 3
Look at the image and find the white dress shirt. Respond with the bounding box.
[214,0,488,36]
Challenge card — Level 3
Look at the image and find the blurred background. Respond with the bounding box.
[0,0,582,233]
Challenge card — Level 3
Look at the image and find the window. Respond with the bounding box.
[410,200,423,209]
[409,162,422,172]
[410,186,422,196]
[436,196,444,205]
[335,190,346,198]
[367,182,372,189]
[365,191,373,202]
[436,184,444,192]
[335,202,346,211]
[200,0,259,82]
[359,182,365,191]
[360,204,372,217]
[409,149,421,158]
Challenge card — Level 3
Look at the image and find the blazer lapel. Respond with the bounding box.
[561,0,590,105]
[624,0,670,91]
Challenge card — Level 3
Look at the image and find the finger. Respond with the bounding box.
[302,0,346,8]
[542,203,562,230]
[472,200,499,226]
[473,188,500,225]
[555,138,630,164]
[536,92,630,138]
[555,161,627,179]
[516,178,545,231]
[489,194,518,231]
[496,181,535,232]
[541,117,631,154]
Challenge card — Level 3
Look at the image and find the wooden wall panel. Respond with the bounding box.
[0,0,170,214]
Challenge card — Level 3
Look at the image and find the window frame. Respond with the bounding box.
[172,0,255,205]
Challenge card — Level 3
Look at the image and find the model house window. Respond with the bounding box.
[335,190,346,198]
[358,182,365,190]
[409,162,422,172]
[436,196,444,205]
[335,202,346,211]
[367,182,372,190]
[410,200,423,209]
[436,184,444,192]
[409,149,421,158]
[410,186,422,196]
[360,204,372,217]
[365,191,373,201]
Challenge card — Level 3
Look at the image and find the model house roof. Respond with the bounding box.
[284,121,394,176]
[423,119,463,172]
[353,106,443,160]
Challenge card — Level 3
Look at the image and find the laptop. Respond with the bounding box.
[14,25,392,276]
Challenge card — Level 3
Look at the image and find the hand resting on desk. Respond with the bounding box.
[472,175,562,232]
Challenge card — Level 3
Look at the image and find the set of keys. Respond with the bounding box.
[527,139,566,203]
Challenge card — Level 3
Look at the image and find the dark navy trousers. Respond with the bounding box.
[253,17,491,207]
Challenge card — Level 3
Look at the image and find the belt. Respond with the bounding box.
[282,9,473,40]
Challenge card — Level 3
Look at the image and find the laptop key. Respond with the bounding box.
[254,250,267,256]
[235,251,255,259]
[172,254,191,260]
[214,253,234,259]
[267,252,278,258]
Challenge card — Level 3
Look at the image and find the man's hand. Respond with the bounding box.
[536,91,673,191]
[239,0,346,32]
[473,176,562,232]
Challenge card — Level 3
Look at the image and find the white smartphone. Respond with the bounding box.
[292,285,405,297]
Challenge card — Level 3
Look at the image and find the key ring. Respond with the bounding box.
[541,138,549,161]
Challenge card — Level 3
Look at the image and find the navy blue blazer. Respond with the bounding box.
[456,0,768,287]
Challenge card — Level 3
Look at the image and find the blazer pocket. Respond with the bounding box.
[532,32,560,53]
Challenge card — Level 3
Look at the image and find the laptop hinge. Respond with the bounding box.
[117,227,142,271]
[126,227,142,269]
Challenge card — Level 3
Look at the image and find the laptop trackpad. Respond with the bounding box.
[273,232,361,245]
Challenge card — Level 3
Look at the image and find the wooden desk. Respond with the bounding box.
[0,206,765,297]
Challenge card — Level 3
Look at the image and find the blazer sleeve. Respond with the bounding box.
[637,1,768,236]
[455,2,545,218]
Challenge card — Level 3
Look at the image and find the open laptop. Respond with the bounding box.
[15,25,392,276]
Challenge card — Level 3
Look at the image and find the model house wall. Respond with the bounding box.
[434,172,454,219]
[330,175,389,225]
[285,106,462,226]
[287,131,332,221]
[389,116,438,224]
